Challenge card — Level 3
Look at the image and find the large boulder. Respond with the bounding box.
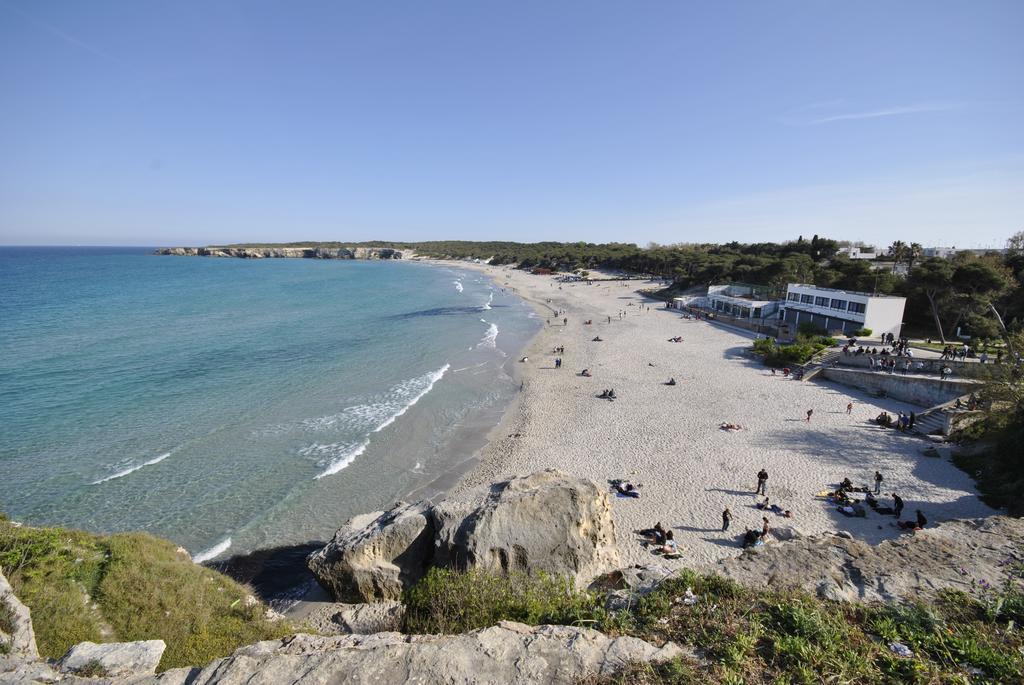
[307,501,435,602]
[434,470,620,584]
[308,471,620,603]
[134,622,683,685]
[0,571,37,661]
[58,640,165,678]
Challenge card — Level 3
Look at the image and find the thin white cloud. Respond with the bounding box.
[807,103,959,124]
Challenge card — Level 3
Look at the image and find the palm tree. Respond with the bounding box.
[906,243,923,272]
[888,241,908,273]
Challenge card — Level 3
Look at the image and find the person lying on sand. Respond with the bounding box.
[580,369,592,377]
[637,522,666,545]
[665,378,676,386]
[720,422,742,431]
[610,480,640,498]
[592,336,603,341]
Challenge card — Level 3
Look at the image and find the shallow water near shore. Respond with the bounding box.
[0,247,538,560]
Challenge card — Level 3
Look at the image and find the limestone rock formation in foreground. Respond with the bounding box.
[59,640,165,678]
[0,571,38,661]
[139,622,682,685]
[308,469,620,603]
[307,502,434,602]
[711,515,1023,603]
[301,601,406,636]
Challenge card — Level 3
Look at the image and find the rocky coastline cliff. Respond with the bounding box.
[154,246,405,260]
[3,470,1022,684]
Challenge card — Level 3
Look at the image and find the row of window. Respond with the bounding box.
[785,292,866,314]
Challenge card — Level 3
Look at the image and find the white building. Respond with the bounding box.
[836,246,877,260]
[703,284,781,320]
[923,246,958,259]
[781,284,905,338]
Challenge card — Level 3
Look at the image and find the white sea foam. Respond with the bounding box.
[193,537,232,563]
[481,291,494,310]
[453,280,463,293]
[313,364,450,480]
[310,441,369,479]
[90,452,170,485]
[477,321,499,348]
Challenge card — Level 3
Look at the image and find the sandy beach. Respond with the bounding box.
[447,262,994,569]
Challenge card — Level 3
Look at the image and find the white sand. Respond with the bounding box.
[448,263,994,569]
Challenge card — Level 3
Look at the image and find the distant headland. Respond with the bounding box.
[154,245,406,259]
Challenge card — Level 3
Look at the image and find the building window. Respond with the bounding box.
[848,302,866,314]
[815,296,829,306]
[787,293,800,302]
[830,299,847,310]
[800,294,814,304]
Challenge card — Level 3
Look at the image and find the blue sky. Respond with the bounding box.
[1,1,1021,247]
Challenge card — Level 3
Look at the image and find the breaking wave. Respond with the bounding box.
[91,452,170,485]
[312,364,450,479]
[193,537,232,563]
[477,320,499,348]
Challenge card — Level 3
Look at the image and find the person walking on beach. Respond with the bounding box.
[874,471,883,494]
[722,508,732,532]
[756,468,768,495]
[563,317,567,326]
[846,402,853,415]
[893,493,904,519]
[760,516,771,540]
[806,408,814,422]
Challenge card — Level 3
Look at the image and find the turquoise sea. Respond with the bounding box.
[0,247,538,561]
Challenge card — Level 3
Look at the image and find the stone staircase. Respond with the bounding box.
[911,394,976,437]
[799,348,842,381]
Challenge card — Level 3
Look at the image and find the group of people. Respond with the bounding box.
[638,523,679,557]
[873,410,916,431]
[868,356,913,375]
[939,344,971,361]
[667,336,684,343]
[597,388,617,400]
[954,392,981,410]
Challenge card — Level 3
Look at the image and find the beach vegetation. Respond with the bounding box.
[750,335,829,367]
[0,519,290,672]
[403,567,603,634]
[406,566,1024,684]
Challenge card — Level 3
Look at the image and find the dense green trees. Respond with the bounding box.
[222,235,1024,338]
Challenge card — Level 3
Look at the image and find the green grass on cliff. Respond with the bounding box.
[405,566,1024,684]
[0,516,290,671]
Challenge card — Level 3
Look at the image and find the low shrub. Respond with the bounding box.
[750,335,828,367]
[403,567,604,634]
[853,327,872,336]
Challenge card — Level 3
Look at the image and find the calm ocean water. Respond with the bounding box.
[0,247,538,560]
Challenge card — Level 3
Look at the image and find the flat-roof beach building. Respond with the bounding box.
[704,284,782,320]
[781,284,906,338]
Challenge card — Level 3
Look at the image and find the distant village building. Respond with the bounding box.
[836,246,877,260]
[922,246,1007,259]
[781,284,906,338]
[923,246,958,259]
